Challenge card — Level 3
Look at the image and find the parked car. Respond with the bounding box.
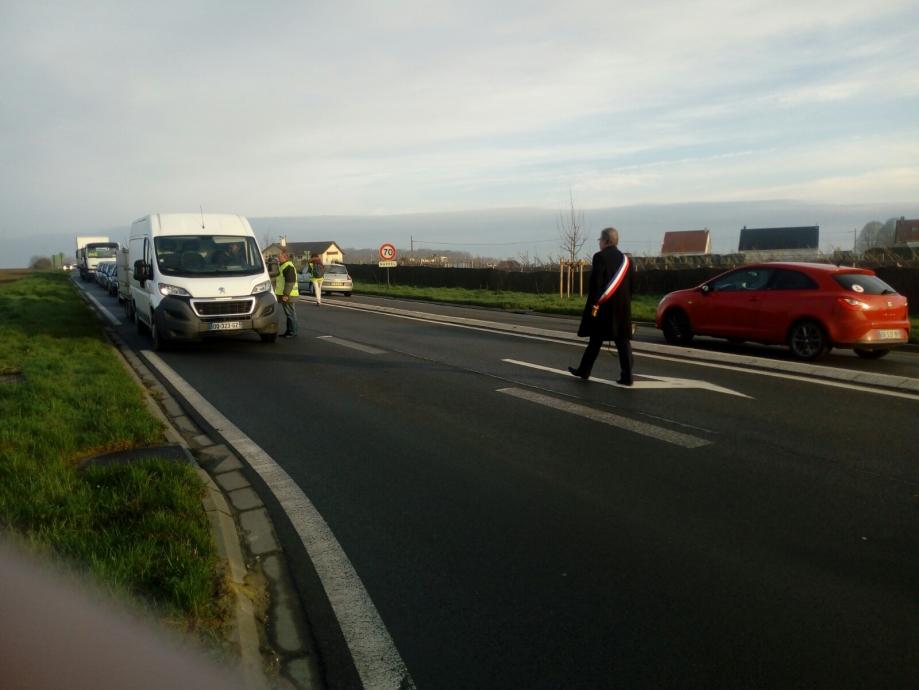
[655,262,910,360]
[96,262,116,290]
[299,263,352,296]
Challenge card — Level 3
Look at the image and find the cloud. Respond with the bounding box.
[1,0,918,238]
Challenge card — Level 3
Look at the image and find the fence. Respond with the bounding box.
[349,262,919,314]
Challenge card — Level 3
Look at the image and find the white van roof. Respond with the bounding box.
[135,213,254,236]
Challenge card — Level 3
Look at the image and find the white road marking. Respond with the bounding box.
[502,359,752,398]
[497,387,711,448]
[83,291,122,326]
[317,335,387,355]
[141,351,415,690]
[326,301,919,401]
[635,350,919,402]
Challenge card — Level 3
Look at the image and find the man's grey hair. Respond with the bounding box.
[601,227,619,246]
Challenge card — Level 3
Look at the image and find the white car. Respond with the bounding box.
[299,263,353,296]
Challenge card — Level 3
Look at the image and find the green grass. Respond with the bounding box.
[355,281,918,344]
[0,271,227,633]
[353,281,661,322]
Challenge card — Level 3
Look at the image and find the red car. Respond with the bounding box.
[655,262,910,360]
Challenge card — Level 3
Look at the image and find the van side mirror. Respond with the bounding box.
[133,260,150,284]
[267,259,279,278]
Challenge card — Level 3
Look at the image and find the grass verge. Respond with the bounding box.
[353,281,661,322]
[0,271,228,637]
[355,282,919,344]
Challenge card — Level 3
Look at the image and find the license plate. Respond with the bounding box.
[209,321,242,331]
[878,329,900,339]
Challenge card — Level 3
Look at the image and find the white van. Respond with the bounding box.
[128,213,278,349]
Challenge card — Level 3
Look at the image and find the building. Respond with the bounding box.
[660,229,711,256]
[894,217,919,247]
[738,226,819,261]
[263,241,344,266]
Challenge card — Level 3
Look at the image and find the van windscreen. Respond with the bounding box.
[154,236,264,276]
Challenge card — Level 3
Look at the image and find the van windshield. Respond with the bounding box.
[154,236,264,276]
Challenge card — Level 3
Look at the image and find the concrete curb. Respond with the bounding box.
[106,333,271,690]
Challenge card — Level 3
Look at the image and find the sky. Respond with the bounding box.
[1,0,918,263]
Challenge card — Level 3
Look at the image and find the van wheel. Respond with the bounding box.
[260,332,278,343]
[150,316,169,351]
[788,320,828,360]
[854,348,890,359]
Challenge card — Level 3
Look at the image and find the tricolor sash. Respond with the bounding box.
[591,254,630,317]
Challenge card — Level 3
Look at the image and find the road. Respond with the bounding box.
[80,281,919,689]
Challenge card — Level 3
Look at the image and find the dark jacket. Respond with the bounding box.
[577,245,634,340]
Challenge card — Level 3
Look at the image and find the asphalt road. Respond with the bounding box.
[83,282,919,689]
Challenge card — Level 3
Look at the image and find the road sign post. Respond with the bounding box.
[379,244,397,287]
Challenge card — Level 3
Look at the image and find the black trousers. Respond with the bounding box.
[578,333,633,381]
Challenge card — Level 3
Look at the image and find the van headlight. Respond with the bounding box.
[251,280,271,295]
[158,283,191,297]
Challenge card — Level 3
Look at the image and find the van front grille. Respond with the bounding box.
[191,299,255,317]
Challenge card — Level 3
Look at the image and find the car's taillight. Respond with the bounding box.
[837,296,869,310]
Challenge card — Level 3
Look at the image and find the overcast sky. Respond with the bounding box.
[1,0,917,244]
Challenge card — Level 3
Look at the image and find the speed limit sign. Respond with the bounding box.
[379,243,397,261]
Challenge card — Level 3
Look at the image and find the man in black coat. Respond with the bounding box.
[568,226,635,385]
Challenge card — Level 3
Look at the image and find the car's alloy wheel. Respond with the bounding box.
[788,320,827,360]
[662,309,693,345]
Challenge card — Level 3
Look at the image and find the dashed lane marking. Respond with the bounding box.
[497,387,712,448]
[317,335,387,355]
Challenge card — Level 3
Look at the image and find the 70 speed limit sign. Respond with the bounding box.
[379,243,397,261]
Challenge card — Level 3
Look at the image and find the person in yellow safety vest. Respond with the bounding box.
[274,250,299,338]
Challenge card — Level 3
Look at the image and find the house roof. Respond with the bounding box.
[894,218,919,245]
[738,226,819,251]
[661,229,710,254]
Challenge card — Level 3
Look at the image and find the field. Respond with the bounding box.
[352,282,662,322]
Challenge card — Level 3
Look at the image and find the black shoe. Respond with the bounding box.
[282,333,296,338]
[568,366,589,380]
[279,331,290,337]
[616,378,633,386]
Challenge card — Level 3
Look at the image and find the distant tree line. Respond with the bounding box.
[855,217,900,254]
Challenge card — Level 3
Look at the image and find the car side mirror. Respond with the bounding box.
[700,284,711,295]
[133,260,150,285]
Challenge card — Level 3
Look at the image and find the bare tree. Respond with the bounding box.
[29,256,52,270]
[557,190,587,264]
[856,218,898,254]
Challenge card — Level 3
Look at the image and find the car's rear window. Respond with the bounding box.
[833,273,898,295]
[325,265,348,274]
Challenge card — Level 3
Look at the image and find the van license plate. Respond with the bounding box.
[878,329,900,339]
[209,321,241,331]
